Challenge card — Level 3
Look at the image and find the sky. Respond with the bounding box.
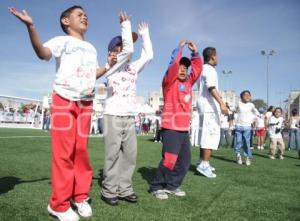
[1,0,300,107]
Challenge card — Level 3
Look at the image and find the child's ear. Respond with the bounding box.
[61,17,70,26]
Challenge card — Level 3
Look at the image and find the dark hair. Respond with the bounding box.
[291,108,298,116]
[60,5,84,34]
[267,106,274,112]
[203,47,216,63]
[240,90,251,99]
[273,107,282,115]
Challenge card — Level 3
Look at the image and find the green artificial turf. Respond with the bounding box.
[0,128,299,221]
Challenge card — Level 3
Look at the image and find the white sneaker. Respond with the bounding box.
[47,205,79,221]
[257,146,261,150]
[151,190,168,200]
[245,158,251,166]
[236,154,243,165]
[74,199,92,217]
[196,163,216,178]
[279,155,284,160]
[269,155,275,160]
[164,188,186,197]
[261,146,264,150]
[196,160,215,171]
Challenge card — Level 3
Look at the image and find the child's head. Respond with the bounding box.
[240,90,251,103]
[291,108,298,116]
[107,33,138,66]
[177,57,191,81]
[267,105,275,112]
[60,5,87,35]
[203,47,218,66]
[273,107,282,118]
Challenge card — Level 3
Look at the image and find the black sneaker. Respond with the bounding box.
[101,195,118,206]
[118,193,138,203]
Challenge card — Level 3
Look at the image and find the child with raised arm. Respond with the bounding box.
[268,107,285,159]
[149,40,202,200]
[101,12,153,206]
[9,5,106,221]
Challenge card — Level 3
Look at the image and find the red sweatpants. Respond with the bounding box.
[49,93,93,212]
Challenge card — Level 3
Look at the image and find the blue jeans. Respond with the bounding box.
[288,128,300,150]
[234,126,252,158]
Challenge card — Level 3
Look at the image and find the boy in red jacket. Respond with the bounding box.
[149,40,202,199]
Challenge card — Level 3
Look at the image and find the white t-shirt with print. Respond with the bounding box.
[104,21,153,116]
[235,101,259,127]
[44,36,98,101]
[268,116,284,139]
[196,64,220,114]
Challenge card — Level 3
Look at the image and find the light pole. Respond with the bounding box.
[261,49,275,107]
[222,70,233,91]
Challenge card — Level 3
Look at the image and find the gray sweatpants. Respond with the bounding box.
[101,115,137,198]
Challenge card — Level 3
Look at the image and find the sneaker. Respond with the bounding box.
[196,160,215,171]
[257,146,261,150]
[269,155,275,160]
[196,163,216,178]
[279,155,284,160]
[261,146,264,150]
[47,205,79,221]
[74,199,92,217]
[236,154,242,165]
[164,188,186,197]
[245,158,251,166]
[250,147,254,150]
[151,190,168,200]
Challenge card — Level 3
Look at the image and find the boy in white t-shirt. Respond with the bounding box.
[9,6,107,221]
[268,107,285,159]
[101,12,153,206]
[234,90,259,166]
[196,47,229,178]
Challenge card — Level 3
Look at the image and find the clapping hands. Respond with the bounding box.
[178,40,198,53]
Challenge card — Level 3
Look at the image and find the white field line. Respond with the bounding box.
[0,135,103,139]
[0,135,50,139]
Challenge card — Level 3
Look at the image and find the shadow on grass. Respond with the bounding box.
[211,155,236,164]
[0,176,48,195]
[137,167,157,185]
[252,152,269,159]
[283,155,299,160]
[92,169,103,188]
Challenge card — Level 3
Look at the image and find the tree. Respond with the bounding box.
[252,99,267,110]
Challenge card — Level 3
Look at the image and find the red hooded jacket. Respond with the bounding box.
[161,46,202,131]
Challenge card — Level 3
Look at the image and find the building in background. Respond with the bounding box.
[148,88,239,111]
[286,90,300,118]
[220,90,239,110]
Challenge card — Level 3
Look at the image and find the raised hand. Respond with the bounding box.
[119,11,131,24]
[8,7,33,26]
[187,41,198,52]
[138,22,149,35]
[179,40,187,48]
